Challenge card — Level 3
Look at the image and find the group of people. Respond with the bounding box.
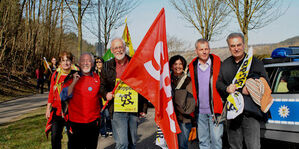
[45,38,148,149]
[169,33,269,149]
[45,32,269,149]
[35,57,57,94]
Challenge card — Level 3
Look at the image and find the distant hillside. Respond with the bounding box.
[63,32,96,61]
[170,36,299,63]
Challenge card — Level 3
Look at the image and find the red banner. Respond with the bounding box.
[120,8,181,149]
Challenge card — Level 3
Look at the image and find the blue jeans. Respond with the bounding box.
[112,112,138,149]
[197,114,223,149]
[177,122,192,149]
[227,114,260,149]
[100,109,112,135]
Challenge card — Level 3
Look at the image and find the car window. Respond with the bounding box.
[265,67,276,87]
[273,67,299,93]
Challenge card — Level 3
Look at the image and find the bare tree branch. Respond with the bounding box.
[170,0,231,41]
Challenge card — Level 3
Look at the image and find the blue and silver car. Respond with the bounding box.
[261,47,299,144]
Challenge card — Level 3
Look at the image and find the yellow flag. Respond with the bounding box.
[122,18,134,57]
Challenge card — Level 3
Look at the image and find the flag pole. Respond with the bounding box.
[43,57,52,73]
[101,81,121,112]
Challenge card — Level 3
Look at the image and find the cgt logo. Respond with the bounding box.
[144,41,176,133]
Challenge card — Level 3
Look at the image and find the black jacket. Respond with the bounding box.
[100,55,148,119]
[216,55,269,119]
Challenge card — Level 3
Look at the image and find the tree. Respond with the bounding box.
[170,0,230,41]
[65,0,91,58]
[85,0,139,54]
[225,0,285,49]
[167,34,190,52]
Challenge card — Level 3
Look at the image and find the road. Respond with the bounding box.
[0,93,48,125]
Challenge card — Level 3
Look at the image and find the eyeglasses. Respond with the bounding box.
[112,46,124,50]
[96,61,102,63]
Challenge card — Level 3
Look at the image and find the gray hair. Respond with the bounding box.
[110,37,125,49]
[80,52,94,66]
[195,38,209,49]
[226,33,244,44]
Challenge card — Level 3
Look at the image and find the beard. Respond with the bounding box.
[81,67,91,74]
[115,52,125,60]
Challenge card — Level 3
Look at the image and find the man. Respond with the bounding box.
[216,33,269,149]
[61,52,101,149]
[100,38,148,149]
[189,38,223,149]
[36,61,44,94]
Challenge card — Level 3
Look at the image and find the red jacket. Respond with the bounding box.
[48,71,72,116]
[189,54,223,114]
[68,72,101,123]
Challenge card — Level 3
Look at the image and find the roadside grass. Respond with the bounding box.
[0,106,67,149]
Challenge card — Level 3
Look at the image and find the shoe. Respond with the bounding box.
[107,132,113,137]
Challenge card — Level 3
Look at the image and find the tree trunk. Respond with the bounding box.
[78,0,82,58]
[59,0,64,54]
[10,0,26,75]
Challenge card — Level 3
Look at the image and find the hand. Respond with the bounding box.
[242,86,249,95]
[45,106,51,119]
[72,72,80,84]
[226,84,236,94]
[106,92,113,101]
[139,112,146,118]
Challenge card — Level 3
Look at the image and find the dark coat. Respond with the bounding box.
[100,55,148,119]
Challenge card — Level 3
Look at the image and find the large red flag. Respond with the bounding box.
[120,8,181,149]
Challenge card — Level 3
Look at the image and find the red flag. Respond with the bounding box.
[120,8,181,149]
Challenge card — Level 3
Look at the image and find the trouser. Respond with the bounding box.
[68,120,100,149]
[112,112,138,149]
[197,114,223,149]
[51,113,65,149]
[100,108,112,135]
[177,122,192,149]
[227,114,261,149]
[37,79,44,94]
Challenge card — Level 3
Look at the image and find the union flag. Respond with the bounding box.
[120,8,181,149]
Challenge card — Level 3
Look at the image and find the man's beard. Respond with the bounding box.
[82,67,91,73]
[115,53,125,60]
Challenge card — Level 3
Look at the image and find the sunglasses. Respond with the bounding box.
[96,61,102,63]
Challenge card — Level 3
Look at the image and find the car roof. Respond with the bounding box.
[264,61,299,68]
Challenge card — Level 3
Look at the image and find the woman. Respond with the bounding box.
[45,51,77,149]
[95,56,104,75]
[95,56,113,137]
[169,55,195,149]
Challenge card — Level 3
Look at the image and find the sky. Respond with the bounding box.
[83,0,299,50]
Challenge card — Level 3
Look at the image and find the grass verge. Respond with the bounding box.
[0,106,67,149]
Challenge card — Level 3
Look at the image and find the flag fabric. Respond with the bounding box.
[43,57,52,73]
[102,49,114,62]
[120,8,181,149]
[122,18,135,57]
[226,47,253,119]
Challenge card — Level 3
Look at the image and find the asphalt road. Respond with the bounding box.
[0,93,48,125]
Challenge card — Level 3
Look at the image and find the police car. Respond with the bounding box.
[261,47,299,143]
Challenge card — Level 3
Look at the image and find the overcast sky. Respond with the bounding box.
[83,0,299,49]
